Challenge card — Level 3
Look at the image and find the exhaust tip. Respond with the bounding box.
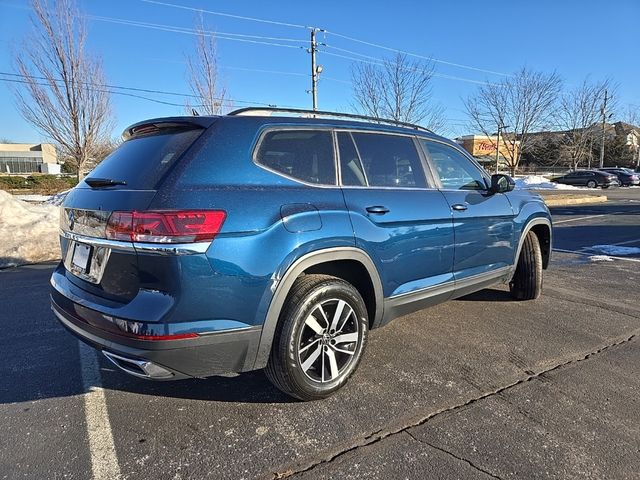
[103,351,174,379]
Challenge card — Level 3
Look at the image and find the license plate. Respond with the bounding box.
[72,242,91,271]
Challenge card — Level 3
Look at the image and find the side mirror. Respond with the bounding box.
[489,174,515,194]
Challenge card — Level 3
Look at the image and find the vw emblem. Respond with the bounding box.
[68,210,75,231]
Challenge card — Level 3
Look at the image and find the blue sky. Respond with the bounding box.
[1,0,638,142]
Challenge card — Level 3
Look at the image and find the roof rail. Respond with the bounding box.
[228,107,433,133]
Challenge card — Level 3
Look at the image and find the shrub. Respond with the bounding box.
[0,175,77,194]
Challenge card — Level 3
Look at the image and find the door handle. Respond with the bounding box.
[451,203,468,211]
[366,205,390,214]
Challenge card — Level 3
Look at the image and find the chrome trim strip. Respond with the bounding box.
[387,266,511,302]
[60,230,135,252]
[132,241,211,255]
[251,126,439,191]
[455,266,511,289]
[388,279,455,301]
[59,230,211,255]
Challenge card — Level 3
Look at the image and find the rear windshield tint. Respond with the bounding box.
[84,128,203,189]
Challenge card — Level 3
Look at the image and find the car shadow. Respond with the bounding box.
[0,264,296,405]
[100,365,296,404]
[456,288,514,302]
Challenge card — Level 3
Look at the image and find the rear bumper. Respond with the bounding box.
[51,294,262,380]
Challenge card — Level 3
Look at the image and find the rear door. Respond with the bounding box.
[420,139,515,285]
[338,131,455,304]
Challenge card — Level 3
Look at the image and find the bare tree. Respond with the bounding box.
[556,78,612,170]
[623,104,640,126]
[186,19,227,115]
[12,0,113,181]
[351,53,445,132]
[465,67,562,175]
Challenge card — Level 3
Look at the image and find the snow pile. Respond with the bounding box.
[587,245,640,256]
[589,255,614,262]
[14,194,53,203]
[514,175,581,190]
[0,190,61,268]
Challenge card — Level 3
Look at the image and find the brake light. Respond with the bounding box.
[106,210,226,243]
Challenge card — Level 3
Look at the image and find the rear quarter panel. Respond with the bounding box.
[150,118,356,328]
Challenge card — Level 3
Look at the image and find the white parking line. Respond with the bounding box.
[553,214,606,224]
[553,248,640,263]
[613,238,640,246]
[552,210,636,225]
[78,341,121,480]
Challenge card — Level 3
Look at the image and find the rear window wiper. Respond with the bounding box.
[85,177,127,188]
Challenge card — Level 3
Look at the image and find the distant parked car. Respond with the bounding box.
[552,170,619,188]
[599,168,640,187]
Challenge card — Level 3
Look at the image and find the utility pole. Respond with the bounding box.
[308,28,324,111]
[495,124,509,173]
[599,89,608,169]
[310,28,319,111]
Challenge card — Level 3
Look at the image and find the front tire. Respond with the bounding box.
[265,274,368,401]
[509,231,543,300]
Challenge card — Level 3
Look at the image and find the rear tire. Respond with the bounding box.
[509,231,543,300]
[586,180,597,188]
[265,274,368,401]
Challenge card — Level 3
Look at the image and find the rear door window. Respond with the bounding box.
[85,127,203,189]
[337,132,367,186]
[255,130,336,185]
[350,132,426,188]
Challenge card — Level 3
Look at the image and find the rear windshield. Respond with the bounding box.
[84,128,203,189]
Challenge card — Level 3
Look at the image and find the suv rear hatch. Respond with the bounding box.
[59,118,216,303]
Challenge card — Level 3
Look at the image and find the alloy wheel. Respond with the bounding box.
[296,298,360,383]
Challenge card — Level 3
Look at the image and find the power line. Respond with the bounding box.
[140,0,307,29]
[93,12,498,88]
[137,0,510,77]
[324,31,511,77]
[0,76,200,107]
[89,15,306,43]
[90,12,502,88]
[0,71,294,108]
[222,66,307,77]
[319,51,500,86]
[89,15,307,49]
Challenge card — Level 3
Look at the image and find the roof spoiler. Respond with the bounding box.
[122,117,218,140]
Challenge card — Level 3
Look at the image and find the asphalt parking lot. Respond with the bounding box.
[1,188,639,480]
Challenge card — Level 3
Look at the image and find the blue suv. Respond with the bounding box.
[51,108,552,400]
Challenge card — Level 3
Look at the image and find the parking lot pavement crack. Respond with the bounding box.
[271,331,638,479]
[404,430,503,480]
[544,287,640,319]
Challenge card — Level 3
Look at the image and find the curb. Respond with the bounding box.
[540,195,608,207]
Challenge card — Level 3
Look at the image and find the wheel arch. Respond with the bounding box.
[510,217,552,280]
[251,247,384,370]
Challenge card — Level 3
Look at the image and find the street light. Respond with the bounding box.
[495,124,510,173]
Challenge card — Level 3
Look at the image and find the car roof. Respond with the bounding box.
[122,112,453,146]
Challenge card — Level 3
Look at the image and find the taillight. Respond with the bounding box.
[106,210,226,243]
